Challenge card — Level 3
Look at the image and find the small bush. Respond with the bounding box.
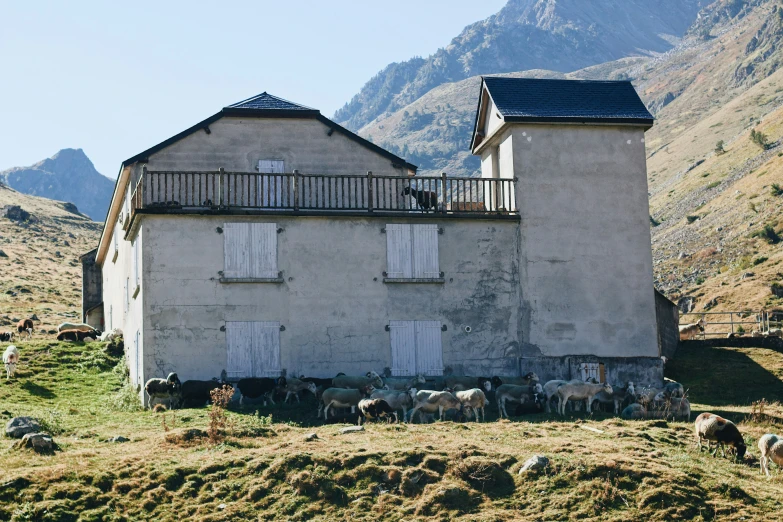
[695,276,706,285]
[736,325,746,334]
[749,202,758,213]
[752,225,781,244]
[208,385,235,443]
[706,181,721,189]
[753,257,768,266]
[772,183,783,197]
[715,140,725,154]
[750,129,770,149]
[686,215,699,224]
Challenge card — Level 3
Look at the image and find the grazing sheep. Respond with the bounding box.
[370,388,415,422]
[283,378,318,403]
[496,383,544,419]
[237,377,287,406]
[144,372,182,409]
[407,389,462,423]
[0,332,14,342]
[620,399,691,420]
[444,376,492,393]
[357,398,396,425]
[57,322,100,335]
[758,434,783,476]
[542,380,569,413]
[16,319,33,339]
[635,385,666,406]
[332,371,384,390]
[592,382,635,414]
[556,381,612,415]
[455,388,489,422]
[99,329,123,342]
[57,329,98,342]
[401,186,438,211]
[621,403,647,419]
[179,379,224,408]
[3,345,19,379]
[320,386,375,419]
[384,374,426,391]
[679,319,705,340]
[694,412,746,459]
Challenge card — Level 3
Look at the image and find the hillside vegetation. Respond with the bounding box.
[2,340,783,520]
[0,182,101,333]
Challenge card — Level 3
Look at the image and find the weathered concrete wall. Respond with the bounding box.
[655,289,679,360]
[521,356,663,387]
[141,215,521,381]
[506,124,658,358]
[142,117,407,177]
[80,250,102,325]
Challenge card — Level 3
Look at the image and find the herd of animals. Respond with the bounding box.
[678,317,783,340]
[5,318,783,476]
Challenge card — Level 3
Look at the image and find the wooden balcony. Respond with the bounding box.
[129,169,518,226]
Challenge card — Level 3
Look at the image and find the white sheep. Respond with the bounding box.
[556,381,612,415]
[758,434,783,476]
[3,345,19,379]
[383,374,426,391]
[455,388,489,422]
[407,389,462,423]
[332,371,384,390]
[496,383,543,419]
[370,388,415,422]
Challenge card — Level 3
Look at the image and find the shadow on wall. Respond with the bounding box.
[666,344,783,407]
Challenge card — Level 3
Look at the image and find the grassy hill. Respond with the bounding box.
[0,182,102,334]
[2,339,783,521]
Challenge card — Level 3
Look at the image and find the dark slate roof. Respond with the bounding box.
[483,77,654,125]
[227,92,316,111]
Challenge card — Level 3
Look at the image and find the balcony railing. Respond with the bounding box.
[130,169,517,218]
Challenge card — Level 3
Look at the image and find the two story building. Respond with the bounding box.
[88,80,663,401]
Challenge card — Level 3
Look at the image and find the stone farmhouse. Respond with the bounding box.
[85,78,674,401]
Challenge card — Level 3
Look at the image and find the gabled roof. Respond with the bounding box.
[471,77,654,151]
[227,92,315,111]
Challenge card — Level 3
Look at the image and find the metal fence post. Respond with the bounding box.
[367,171,374,212]
[218,167,225,208]
[293,170,300,212]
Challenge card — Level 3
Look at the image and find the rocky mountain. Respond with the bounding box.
[0,148,114,222]
[350,0,783,312]
[334,0,702,131]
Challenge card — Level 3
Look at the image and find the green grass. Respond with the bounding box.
[3,341,783,521]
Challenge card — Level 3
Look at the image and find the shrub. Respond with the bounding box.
[208,385,235,443]
[695,276,706,285]
[753,257,768,266]
[686,215,699,224]
[706,181,721,190]
[715,140,725,154]
[750,129,770,150]
[772,183,783,197]
[736,325,745,334]
[752,225,781,244]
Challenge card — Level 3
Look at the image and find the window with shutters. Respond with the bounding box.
[389,320,444,376]
[385,224,442,282]
[131,238,140,298]
[257,160,287,208]
[221,222,282,282]
[225,321,282,380]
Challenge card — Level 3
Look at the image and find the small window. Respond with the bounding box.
[222,223,280,282]
[385,224,441,281]
[389,320,444,376]
[225,321,282,380]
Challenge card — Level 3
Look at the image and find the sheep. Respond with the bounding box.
[592,382,635,414]
[679,319,705,340]
[283,378,318,403]
[455,388,489,422]
[57,329,98,342]
[57,322,100,335]
[621,403,646,419]
[663,379,685,399]
[99,329,123,342]
[407,389,462,423]
[370,388,415,422]
[542,380,568,413]
[758,434,783,476]
[444,376,493,393]
[767,328,783,338]
[237,377,287,406]
[3,345,19,379]
[493,372,540,387]
[16,319,33,339]
[144,372,182,409]
[357,398,396,425]
[496,383,544,419]
[401,186,438,211]
[320,386,375,419]
[694,412,746,459]
[620,398,691,420]
[332,371,384,390]
[0,332,14,342]
[556,381,613,415]
[635,385,666,406]
[384,374,426,391]
[179,379,224,408]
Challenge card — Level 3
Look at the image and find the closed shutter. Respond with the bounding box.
[258,160,285,174]
[132,238,140,290]
[251,223,278,278]
[386,224,412,278]
[252,321,281,377]
[226,321,253,380]
[259,160,285,208]
[223,223,251,279]
[135,330,142,385]
[389,321,416,376]
[412,224,440,278]
[124,278,129,313]
[415,321,444,376]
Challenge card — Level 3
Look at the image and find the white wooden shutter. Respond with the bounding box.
[132,239,140,290]
[389,321,416,376]
[415,320,444,376]
[386,224,413,278]
[252,321,281,377]
[226,321,253,379]
[135,330,142,385]
[412,224,440,278]
[251,223,278,278]
[223,223,251,278]
[258,160,285,174]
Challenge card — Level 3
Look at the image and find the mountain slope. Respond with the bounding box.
[0,148,114,221]
[334,0,701,131]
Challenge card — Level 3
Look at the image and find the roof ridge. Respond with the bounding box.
[226,92,317,111]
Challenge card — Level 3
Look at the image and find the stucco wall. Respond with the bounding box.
[142,117,407,177]
[509,124,658,358]
[140,215,521,381]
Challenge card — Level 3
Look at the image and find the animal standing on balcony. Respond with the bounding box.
[402,186,438,211]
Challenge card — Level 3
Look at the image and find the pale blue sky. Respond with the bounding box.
[0,1,506,178]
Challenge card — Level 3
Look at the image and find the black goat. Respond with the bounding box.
[237,376,287,406]
[180,379,224,408]
[402,186,438,211]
